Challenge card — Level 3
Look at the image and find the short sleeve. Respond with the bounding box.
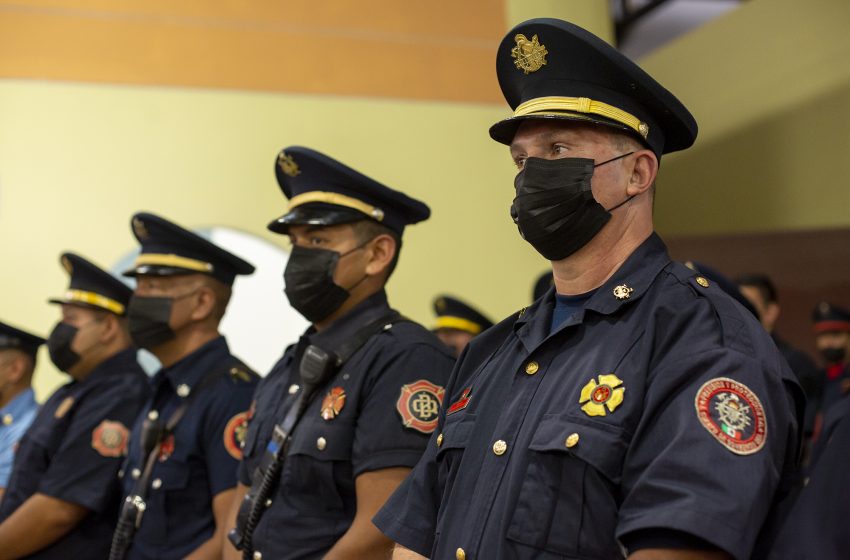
[351,339,454,477]
[616,345,799,560]
[203,378,257,496]
[39,387,143,512]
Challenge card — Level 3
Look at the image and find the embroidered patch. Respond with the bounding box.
[695,377,767,455]
[223,412,249,460]
[91,420,130,457]
[446,387,472,416]
[158,434,175,462]
[54,396,75,419]
[579,374,625,417]
[396,380,445,434]
[321,387,346,421]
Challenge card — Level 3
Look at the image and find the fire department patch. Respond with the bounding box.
[224,412,249,460]
[158,434,175,462]
[321,387,346,421]
[91,420,130,457]
[695,377,767,455]
[396,380,445,434]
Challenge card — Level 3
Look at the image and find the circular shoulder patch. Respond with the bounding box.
[396,380,445,434]
[694,377,767,455]
[91,420,130,457]
[223,412,250,460]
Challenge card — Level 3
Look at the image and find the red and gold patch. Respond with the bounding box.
[321,387,346,421]
[446,387,472,416]
[223,412,249,460]
[695,377,767,455]
[396,380,445,434]
[91,420,130,457]
[158,434,175,462]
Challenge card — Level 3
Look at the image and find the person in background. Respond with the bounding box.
[810,301,850,417]
[0,321,43,501]
[432,295,493,357]
[0,252,149,558]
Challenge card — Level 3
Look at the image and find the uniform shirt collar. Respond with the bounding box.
[0,387,36,424]
[155,336,230,391]
[515,233,671,349]
[307,289,392,352]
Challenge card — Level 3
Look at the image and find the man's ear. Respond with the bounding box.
[189,286,217,322]
[98,313,121,344]
[626,150,658,196]
[364,234,397,277]
[763,302,781,329]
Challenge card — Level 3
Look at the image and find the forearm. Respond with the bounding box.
[184,534,223,560]
[628,549,733,560]
[392,544,428,560]
[0,493,88,559]
[323,517,394,560]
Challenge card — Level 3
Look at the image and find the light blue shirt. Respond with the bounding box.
[0,388,38,487]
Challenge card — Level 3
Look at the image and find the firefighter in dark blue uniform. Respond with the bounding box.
[375,19,802,560]
[0,252,149,558]
[224,147,455,560]
[432,295,493,358]
[116,212,259,560]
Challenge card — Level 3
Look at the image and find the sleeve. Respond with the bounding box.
[0,428,19,487]
[616,308,800,560]
[351,339,455,477]
[38,385,143,512]
[203,377,258,496]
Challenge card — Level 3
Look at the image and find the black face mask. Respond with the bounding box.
[128,296,178,350]
[284,244,367,324]
[510,153,634,261]
[820,346,846,365]
[47,322,82,372]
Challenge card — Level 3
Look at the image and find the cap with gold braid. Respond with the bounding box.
[432,295,493,336]
[269,146,430,235]
[0,320,44,359]
[49,252,133,316]
[123,212,255,286]
[489,18,698,157]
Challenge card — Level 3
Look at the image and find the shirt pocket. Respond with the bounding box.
[506,414,628,559]
[285,419,356,513]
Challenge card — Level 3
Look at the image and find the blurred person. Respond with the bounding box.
[810,302,850,415]
[432,295,493,357]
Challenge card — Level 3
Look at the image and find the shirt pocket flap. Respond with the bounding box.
[528,415,628,484]
[289,420,354,461]
[436,413,476,457]
[155,460,191,491]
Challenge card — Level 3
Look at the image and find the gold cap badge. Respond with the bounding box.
[62,255,73,274]
[132,217,149,240]
[278,151,300,177]
[512,34,548,74]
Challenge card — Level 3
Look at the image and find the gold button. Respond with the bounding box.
[456,548,466,560]
[131,468,141,479]
[3,414,13,425]
[437,433,444,447]
[565,433,580,448]
[253,552,262,560]
[147,410,159,421]
[492,440,507,456]
[177,384,191,397]
[151,478,162,490]
[525,361,539,375]
[316,437,327,451]
[696,276,710,288]
[288,384,300,394]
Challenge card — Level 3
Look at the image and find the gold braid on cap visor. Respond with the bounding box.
[134,254,214,274]
[288,191,385,221]
[513,96,649,138]
[434,316,483,335]
[64,290,125,315]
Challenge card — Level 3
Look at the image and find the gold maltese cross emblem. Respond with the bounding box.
[277,151,301,177]
[512,34,548,74]
[579,374,625,417]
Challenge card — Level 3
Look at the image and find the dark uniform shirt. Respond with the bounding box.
[122,336,258,560]
[0,348,149,559]
[375,234,801,560]
[237,290,455,560]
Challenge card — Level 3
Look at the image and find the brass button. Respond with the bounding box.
[456,547,466,560]
[3,414,13,425]
[288,384,300,394]
[151,478,162,490]
[565,433,580,448]
[265,498,273,507]
[147,410,159,421]
[492,440,507,456]
[525,361,539,375]
[316,437,327,451]
[696,276,710,288]
[177,384,191,397]
[253,552,263,560]
[437,433,444,447]
[131,468,141,479]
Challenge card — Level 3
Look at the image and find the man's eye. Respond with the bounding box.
[309,237,326,246]
[514,157,527,170]
[553,145,567,154]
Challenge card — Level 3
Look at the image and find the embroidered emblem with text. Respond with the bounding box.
[695,377,766,455]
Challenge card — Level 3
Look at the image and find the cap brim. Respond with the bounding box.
[121,266,200,278]
[267,204,369,234]
[489,112,639,146]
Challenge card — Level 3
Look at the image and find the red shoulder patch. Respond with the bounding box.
[91,420,130,457]
[396,380,445,434]
[695,377,767,455]
[223,412,250,460]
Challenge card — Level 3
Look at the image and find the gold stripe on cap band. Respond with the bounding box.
[64,290,125,315]
[134,254,214,273]
[434,316,483,335]
[514,96,649,139]
[288,191,385,222]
